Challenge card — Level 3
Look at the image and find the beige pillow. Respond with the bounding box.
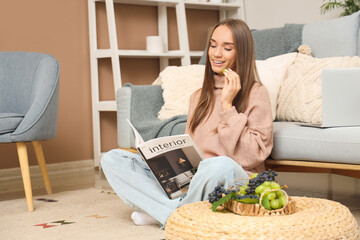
[153,65,205,120]
[256,53,297,120]
[277,50,360,123]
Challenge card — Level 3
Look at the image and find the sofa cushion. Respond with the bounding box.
[256,53,297,121]
[153,65,205,120]
[302,11,360,58]
[0,113,24,134]
[271,121,360,164]
[198,24,303,64]
[252,24,304,60]
[277,49,360,123]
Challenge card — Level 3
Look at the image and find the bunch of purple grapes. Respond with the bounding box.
[208,184,226,203]
[245,170,278,194]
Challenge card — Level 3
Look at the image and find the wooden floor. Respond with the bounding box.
[0,160,359,226]
[0,160,111,201]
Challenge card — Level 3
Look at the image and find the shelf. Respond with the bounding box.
[88,0,244,167]
[185,1,241,10]
[95,0,241,9]
[95,49,113,58]
[95,49,185,58]
[190,51,204,57]
[96,0,179,6]
[118,50,185,58]
[97,100,117,111]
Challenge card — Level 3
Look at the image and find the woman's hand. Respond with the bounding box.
[221,69,241,111]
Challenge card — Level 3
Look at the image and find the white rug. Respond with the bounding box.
[0,188,164,240]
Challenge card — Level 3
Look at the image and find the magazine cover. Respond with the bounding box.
[127,119,204,199]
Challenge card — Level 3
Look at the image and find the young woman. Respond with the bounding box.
[101,18,273,228]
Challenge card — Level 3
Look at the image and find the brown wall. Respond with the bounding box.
[0,1,218,169]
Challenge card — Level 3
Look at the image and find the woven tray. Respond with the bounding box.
[165,197,359,240]
[224,189,296,216]
[224,198,296,216]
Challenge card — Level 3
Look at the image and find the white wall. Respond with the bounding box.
[243,0,343,29]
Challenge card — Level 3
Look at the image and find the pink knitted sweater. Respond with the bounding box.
[185,74,273,176]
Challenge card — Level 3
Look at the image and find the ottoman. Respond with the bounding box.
[165,197,359,240]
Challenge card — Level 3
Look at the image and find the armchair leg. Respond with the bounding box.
[32,141,52,195]
[16,142,34,212]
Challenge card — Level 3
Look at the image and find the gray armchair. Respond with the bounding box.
[0,52,60,211]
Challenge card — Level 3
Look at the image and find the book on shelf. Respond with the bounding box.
[127,119,204,199]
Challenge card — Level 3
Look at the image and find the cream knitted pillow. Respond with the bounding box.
[153,65,205,120]
[256,52,297,121]
[277,46,360,123]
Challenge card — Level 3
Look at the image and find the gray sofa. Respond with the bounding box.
[116,13,360,178]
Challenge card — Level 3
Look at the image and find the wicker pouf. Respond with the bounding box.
[165,197,359,240]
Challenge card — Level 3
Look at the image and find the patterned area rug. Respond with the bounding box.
[0,188,164,240]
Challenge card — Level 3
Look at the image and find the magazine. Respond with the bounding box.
[127,119,204,199]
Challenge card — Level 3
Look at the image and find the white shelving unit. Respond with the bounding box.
[88,0,244,167]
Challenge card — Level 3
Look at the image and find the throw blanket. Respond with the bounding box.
[126,83,187,141]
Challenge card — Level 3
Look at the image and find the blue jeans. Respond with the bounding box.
[100,149,248,228]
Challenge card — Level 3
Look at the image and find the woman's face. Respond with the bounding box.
[208,25,236,75]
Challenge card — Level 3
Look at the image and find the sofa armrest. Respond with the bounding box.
[116,84,164,149]
[116,86,133,149]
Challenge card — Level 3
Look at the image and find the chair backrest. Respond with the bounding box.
[0,52,60,142]
[0,52,58,114]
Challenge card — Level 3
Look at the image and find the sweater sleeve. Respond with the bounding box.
[217,84,273,170]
